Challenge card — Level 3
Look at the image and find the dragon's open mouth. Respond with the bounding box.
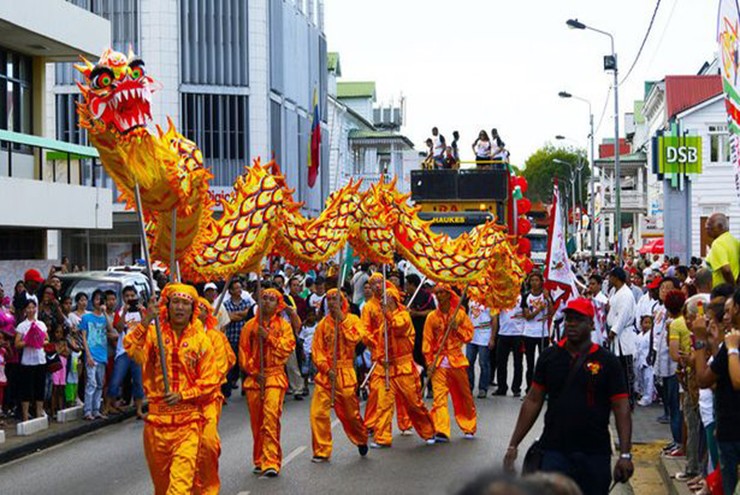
[108,86,153,133]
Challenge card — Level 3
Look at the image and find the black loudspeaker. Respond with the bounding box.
[457,169,508,201]
[410,170,457,200]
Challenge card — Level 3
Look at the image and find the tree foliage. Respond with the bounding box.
[521,144,590,204]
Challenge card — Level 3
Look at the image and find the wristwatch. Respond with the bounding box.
[694,340,707,350]
[729,348,740,356]
[619,453,632,461]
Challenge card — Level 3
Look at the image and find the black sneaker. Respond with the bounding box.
[262,468,278,478]
[252,466,261,474]
[492,389,507,396]
[512,391,522,398]
[435,433,450,443]
[358,444,369,456]
[294,394,304,401]
[311,456,329,463]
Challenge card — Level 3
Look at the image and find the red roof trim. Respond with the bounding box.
[665,75,722,120]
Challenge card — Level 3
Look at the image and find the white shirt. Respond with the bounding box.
[498,296,523,336]
[16,319,47,366]
[522,292,548,338]
[607,284,637,356]
[433,135,445,158]
[299,324,317,356]
[240,290,256,308]
[115,309,141,358]
[635,293,658,328]
[469,301,492,346]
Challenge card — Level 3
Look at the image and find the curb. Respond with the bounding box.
[0,409,137,465]
[657,452,693,495]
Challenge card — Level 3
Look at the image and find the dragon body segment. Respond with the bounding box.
[76,49,528,300]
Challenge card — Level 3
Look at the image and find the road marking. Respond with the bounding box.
[283,445,307,466]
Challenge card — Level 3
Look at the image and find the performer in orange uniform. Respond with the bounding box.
[194,297,236,495]
[238,288,296,478]
[362,274,412,436]
[423,284,477,442]
[124,283,220,495]
[370,279,436,448]
[309,289,369,462]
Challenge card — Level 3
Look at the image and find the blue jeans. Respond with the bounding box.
[718,441,740,495]
[84,362,106,416]
[662,375,682,444]
[465,343,490,393]
[107,353,144,400]
[541,450,611,495]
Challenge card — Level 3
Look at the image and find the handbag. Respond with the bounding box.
[521,350,591,475]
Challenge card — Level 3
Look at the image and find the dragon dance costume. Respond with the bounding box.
[365,278,435,447]
[423,284,477,439]
[238,289,296,475]
[123,284,220,495]
[309,289,369,459]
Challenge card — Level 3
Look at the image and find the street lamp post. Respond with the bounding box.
[554,158,578,250]
[566,18,620,263]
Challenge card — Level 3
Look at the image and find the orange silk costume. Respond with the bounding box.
[361,283,412,434]
[123,284,220,495]
[366,281,435,446]
[423,285,477,438]
[238,289,296,474]
[310,290,368,458]
[194,298,236,495]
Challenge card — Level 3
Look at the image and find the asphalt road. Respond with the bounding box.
[1,387,541,495]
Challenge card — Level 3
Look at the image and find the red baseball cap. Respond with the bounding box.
[23,269,44,284]
[564,297,595,319]
[647,276,663,290]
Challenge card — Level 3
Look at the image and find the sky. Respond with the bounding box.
[324,0,718,167]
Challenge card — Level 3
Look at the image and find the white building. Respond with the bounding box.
[675,94,738,257]
[0,0,112,284]
[326,52,416,195]
[53,0,329,268]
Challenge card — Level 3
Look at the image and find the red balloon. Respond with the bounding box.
[515,176,529,194]
[517,217,532,236]
[517,197,532,215]
[517,237,532,256]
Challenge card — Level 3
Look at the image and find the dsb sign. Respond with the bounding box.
[657,136,702,174]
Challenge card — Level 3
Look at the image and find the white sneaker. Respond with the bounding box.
[400,429,413,436]
[425,438,436,445]
[463,433,475,440]
[370,442,390,449]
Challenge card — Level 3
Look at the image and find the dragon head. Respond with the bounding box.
[75,48,158,133]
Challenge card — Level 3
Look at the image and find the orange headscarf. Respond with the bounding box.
[159,283,200,323]
[326,288,349,314]
[435,283,461,313]
[368,272,405,308]
[258,288,287,316]
[197,296,218,331]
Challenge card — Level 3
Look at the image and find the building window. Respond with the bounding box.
[269,0,284,94]
[0,48,32,136]
[56,94,88,145]
[180,0,249,86]
[0,228,44,259]
[271,100,282,164]
[709,125,730,163]
[181,93,249,186]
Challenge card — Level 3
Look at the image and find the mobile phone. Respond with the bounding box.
[128,298,140,312]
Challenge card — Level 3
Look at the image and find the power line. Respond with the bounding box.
[619,0,663,86]
[594,86,612,136]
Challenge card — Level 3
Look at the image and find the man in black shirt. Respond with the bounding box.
[504,297,634,495]
[695,287,740,495]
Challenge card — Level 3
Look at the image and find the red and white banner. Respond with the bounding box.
[543,183,580,311]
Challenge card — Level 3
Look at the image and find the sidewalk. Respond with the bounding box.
[613,402,693,495]
[0,407,138,465]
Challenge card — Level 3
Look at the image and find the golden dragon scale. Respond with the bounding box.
[75,49,527,289]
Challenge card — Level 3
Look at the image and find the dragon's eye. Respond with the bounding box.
[90,67,115,90]
[129,59,145,80]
